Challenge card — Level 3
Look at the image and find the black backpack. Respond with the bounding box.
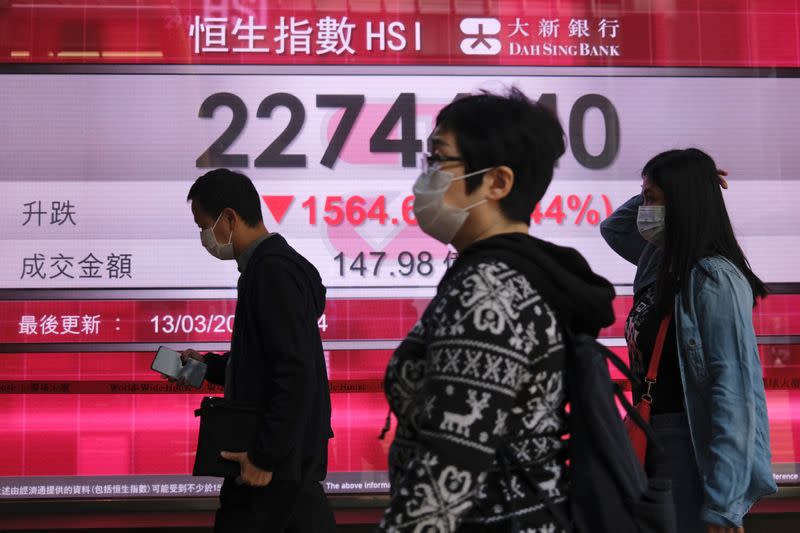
[499,330,676,533]
[461,246,677,533]
[566,332,676,533]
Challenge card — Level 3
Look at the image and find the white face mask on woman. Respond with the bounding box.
[637,205,666,245]
[200,212,235,260]
[412,165,491,245]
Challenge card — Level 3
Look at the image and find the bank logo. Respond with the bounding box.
[459,18,502,55]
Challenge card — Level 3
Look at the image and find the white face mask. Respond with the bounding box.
[200,212,235,260]
[412,165,490,245]
[637,205,666,245]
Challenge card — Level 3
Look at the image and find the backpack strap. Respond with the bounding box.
[377,407,392,439]
[599,341,637,384]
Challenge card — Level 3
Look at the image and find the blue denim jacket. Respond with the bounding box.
[600,195,777,527]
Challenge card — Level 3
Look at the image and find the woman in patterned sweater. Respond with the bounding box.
[379,90,615,532]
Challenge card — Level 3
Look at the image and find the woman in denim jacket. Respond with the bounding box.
[600,148,776,533]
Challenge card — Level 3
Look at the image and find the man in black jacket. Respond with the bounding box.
[182,168,335,533]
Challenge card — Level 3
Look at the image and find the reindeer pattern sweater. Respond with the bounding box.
[379,251,569,532]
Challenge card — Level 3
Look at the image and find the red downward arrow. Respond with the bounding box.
[262,195,295,224]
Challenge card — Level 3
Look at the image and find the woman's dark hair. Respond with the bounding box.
[435,87,566,224]
[644,148,767,315]
[187,168,263,227]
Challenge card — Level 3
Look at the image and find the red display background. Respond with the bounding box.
[2,296,800,478]
[2,0,799,495]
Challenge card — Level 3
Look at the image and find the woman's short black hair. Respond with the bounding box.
[435,87,566,224]
[187,168,263,227]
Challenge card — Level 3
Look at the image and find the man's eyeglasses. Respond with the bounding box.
[421,153,465,170]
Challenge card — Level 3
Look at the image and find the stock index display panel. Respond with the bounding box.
[1,0,799,499]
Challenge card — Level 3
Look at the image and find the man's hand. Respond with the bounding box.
[180,349,204,364]
[172,349,205,386]
[707,524,744,533]
[220,451,273,487]
[160,349,205,386]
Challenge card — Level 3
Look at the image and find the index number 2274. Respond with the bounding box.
[196,92,422,169]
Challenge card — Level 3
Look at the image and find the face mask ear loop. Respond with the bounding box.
[223,214,233,245]
[452,168,492,212]
[212,212,233,245]
[464,198,488,211]
[451,167,494,182]
[211,212,223,231]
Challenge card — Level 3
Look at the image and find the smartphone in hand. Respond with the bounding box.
[151,346,207,388]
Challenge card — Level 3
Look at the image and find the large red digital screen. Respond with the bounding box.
[1,0,799,499]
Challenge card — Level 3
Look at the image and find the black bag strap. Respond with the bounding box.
[597,341,637,384]
[194,396,263,417]
[378,408,392,439]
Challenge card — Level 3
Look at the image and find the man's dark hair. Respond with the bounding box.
[644,148,767,316]
[435,88,566,224]
[187,168,263,227]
